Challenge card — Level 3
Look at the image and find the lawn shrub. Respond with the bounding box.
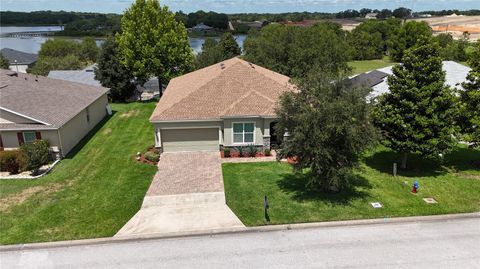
[145,152,160,162]
[20,140,50,174]
[0,150,24,174]
[264,148,271,156]
[235,146,245,157]
[247,144,257,157]
[224,148,231,157]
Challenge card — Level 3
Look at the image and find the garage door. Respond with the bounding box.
[161,128,219,152]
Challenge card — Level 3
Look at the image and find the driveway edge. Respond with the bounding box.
[1,212,478,252]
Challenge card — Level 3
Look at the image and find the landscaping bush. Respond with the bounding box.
[224,148,231,158]
[20,140,50,174]
[0,150,23,174]
[235,146,245,157]
[247,144,258,157]
[264,148,271,156]
[144,152,160,162]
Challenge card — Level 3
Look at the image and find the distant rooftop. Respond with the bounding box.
[0,48,38,65]
[48,64,101,87]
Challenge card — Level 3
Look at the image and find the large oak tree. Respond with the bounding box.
[116,0,194,97]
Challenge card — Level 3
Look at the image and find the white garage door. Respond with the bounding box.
[161,128,219,152]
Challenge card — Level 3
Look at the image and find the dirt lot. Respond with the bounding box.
[410,15,480,40]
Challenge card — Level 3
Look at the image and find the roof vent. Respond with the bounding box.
[220,63,225,69]
[248,62,255,69]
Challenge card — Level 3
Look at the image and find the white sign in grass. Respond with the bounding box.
[370,202,383,208]
[423,198,438,204]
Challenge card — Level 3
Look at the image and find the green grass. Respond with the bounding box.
[223,146,480,226]
[0,102,158,245]
[348,56,396,75]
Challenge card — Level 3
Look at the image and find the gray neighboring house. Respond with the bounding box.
[48,65,160,100]
[0,48,38,73]
[150,57,294,153]
[349,61,472,99]
[0,70,109,157]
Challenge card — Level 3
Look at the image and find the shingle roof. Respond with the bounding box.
[0,70,108,129]
[348,70,388,88]
[150,57,294,122]
[0,48,38,65]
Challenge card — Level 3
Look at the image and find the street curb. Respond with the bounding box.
[1,212,478,252]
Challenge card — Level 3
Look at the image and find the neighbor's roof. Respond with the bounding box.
[0,48,38,65]
[348,70,388,88]
[350,61,472,99]
[150,57,294,122]
[0,70,108,129]
[47,64,102,87]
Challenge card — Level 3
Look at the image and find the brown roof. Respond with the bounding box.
[150,57,294,121]
[0,69,108,129]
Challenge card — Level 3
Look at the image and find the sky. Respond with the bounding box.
[1,0,480,14]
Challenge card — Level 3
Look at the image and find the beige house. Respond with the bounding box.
[150,57,294,153]
[0,70,109,157]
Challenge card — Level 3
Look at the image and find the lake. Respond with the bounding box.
[0,26,246,54]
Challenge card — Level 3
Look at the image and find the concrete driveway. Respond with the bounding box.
[116,152,245,237]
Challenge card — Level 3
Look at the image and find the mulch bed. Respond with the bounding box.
[134,146,159,166]
[220,150,271,159]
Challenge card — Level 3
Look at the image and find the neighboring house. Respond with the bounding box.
[0,70,109,157]
[349,61,471,99]
[48,64,160,100]
[0,48,38,73]
[191,23,214,31]
[149,57,294,153]
[365,13,378,19]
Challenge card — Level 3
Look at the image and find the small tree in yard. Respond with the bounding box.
[117,0,194,98]
[0,54,10,69]
[275,72,378,192]
[95,36,136,102]
[20,140,50,175]
[460,40,480,147]
[373,37,459,169]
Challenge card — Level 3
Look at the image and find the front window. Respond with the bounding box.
[233,123,254,144]
[23,131,36,144]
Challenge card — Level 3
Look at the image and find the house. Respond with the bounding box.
[349,61,471,99]
[149,57,294,153]
[48,65,161,100]
[365,13,378,19]
[0,70,109,157]
[0,48,38,73]
[191,23,214,32]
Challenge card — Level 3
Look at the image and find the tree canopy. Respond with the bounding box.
[116,0,194,97]
[95,36,136,102]
[195,33,241,69]
[275,72,377,191]
[460,40,480,147]
[0,54,9,69]
[388,21,432,62]
[244,23,350,78]
[373,37,459,169]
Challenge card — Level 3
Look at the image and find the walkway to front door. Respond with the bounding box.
[116,152,245,237]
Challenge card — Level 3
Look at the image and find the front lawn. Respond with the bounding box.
[223,146,480,226]
[0,102,158,245]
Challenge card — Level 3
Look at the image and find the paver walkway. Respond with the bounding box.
[116,152,245,237]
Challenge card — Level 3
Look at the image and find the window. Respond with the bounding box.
[233,123,255,144]
[86,107,90,123]
[23,131,36,144]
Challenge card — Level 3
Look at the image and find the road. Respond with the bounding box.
[1,217,479,268]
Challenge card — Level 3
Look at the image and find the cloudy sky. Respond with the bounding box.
[1,0,479,14]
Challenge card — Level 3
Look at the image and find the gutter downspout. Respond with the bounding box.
[57,128,64,158]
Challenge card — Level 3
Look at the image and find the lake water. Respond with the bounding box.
[0,26,246,54]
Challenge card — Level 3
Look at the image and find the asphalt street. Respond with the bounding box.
[1,217,479,268]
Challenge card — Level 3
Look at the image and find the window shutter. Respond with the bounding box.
[17,132,24,145]
[35,132,42,140]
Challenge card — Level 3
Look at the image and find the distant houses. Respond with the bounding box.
[47,65,161,101]
[365,13,378,19]
[0,48,38,73]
